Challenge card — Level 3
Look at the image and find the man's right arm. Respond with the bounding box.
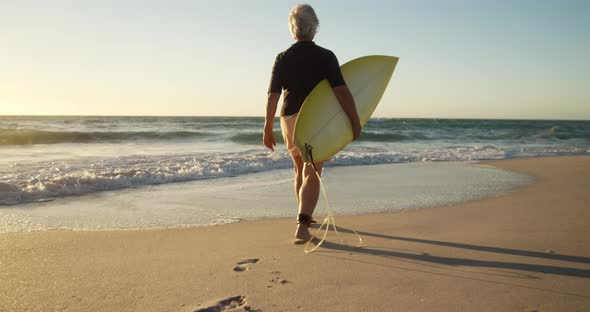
[332,85,361,140]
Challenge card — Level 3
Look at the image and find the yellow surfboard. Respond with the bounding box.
[294,55,398,162]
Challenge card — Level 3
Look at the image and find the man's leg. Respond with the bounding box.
[291,155,304,204]
[295,161,324,240]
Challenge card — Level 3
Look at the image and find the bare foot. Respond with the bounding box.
[293,224,311,244]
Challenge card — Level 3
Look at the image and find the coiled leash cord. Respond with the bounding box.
[303,144,363,253]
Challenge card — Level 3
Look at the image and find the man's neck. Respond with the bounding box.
[296,36,314,42]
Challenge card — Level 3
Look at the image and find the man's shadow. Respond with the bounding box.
[309,225,590,279]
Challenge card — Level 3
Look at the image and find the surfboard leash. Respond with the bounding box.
[303,144,363,253]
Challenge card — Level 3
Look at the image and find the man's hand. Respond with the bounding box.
[263,127,276,151]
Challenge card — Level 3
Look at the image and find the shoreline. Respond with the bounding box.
[7,151,590,209]
[1,155,589,311]
[0,160,533,233]
[0,156,553,234]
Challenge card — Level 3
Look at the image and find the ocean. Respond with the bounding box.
[1,116,589,206]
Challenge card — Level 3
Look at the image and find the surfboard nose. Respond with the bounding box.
[351,55,399,80]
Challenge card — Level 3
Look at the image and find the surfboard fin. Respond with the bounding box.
[305,143,319,173]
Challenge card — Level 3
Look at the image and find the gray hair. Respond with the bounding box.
[288,4,319,39]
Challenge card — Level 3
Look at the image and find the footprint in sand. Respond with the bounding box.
[194,295,255,312]
[269,277,289,285]
[267,271,289,287]
[233,258,260,272]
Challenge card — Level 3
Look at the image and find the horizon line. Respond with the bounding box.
[0,114,589,122]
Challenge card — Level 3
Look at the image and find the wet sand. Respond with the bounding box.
[1,156,589,311]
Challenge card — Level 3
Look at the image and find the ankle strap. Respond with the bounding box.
[297,214,314,226]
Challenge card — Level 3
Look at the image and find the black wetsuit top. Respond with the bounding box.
[268,41,346,117]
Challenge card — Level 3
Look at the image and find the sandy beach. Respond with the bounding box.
[2,2,588,311]
[1,155,589,312]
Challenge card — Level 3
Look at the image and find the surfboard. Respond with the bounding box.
[293,55,398,162]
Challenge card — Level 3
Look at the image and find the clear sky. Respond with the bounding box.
[1,0,588,119]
